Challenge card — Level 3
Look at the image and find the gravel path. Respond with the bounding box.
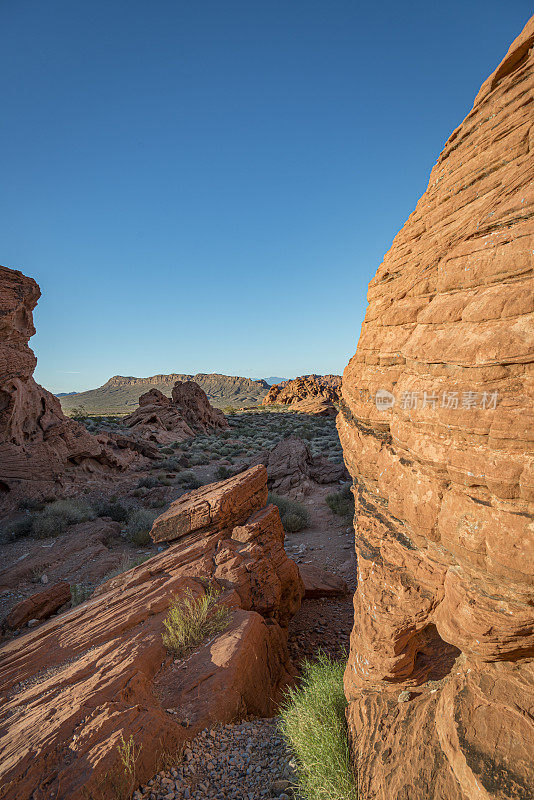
[135,718,297,800]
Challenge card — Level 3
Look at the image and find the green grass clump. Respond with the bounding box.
[326,486,354,519]
[280,654,357,800]
[268,493,310,533]
[162,587,229,658]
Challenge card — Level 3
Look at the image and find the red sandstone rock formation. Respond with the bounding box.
[251,436,348,497]
[0,466,303,800]
[338,19,534,800]
[171,380,228,432]
[5,582,71,629]
[0,266,135,507]
[262,375,341,412]
[298,564,348,599]
[123,381,228,444]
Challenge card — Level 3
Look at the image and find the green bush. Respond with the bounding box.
[326,486,354,519]
[71,583,92,607]
[215,465,232,480]
[137,476,160,489]
[280,654,357,800]
[268,493,310,533]
[95,501,129,523]
[32,499,96,539]
[176,471,202,490]
[162,587,229,658]
[125,508,157,545]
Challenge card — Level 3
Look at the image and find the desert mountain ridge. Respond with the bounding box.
[58,372,342,416]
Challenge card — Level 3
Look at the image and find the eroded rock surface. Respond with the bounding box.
[338,19,534,800]
[262,375,341,412]
[0,465,303,800]
[0,266,136,509]
[123,381,228,444]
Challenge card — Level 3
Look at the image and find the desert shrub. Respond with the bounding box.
[45,498,95,524]
[159,457,181,471]
[176,471,202,490]
[280,654,357,800]
[162,587,229,658]
[268,493,310,533]
[125,508,157,545]
[71,583,92,607]
[2,517,34,541]
[95,500,129,523]
[32,514,68,538]
[137,476,160,489]
[326,486,354,519]
[160,446,174,455]
[18,497,45,512]
[189,453,209,466]
[31,498,96,539]
[215,465,232,480]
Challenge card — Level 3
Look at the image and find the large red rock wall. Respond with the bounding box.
[338,19,534,800]
[0,266,130,506]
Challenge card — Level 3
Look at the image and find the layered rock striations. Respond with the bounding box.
[0,266,132,505]
[123,380,228,444]
[0,465,304,800]
[338,19,534,800]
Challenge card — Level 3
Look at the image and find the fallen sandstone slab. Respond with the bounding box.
[0,466,304,800]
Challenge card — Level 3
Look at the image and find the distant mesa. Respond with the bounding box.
[58,373,271,416]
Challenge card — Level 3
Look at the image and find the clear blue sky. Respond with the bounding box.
[1,1,530,392]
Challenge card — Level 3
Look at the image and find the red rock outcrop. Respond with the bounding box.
[338,19,534,800]
[5,582,71,629]
[298,564,348,599]
[123,381,228,444]
[262,375,341,412]
[251,436,348,497]
[171,380,228,432]
[0,266,135,508]
[0,465,304,800]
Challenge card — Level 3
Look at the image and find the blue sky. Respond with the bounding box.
[1,1,530,392]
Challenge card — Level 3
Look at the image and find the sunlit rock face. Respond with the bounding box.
[338,18,534,800]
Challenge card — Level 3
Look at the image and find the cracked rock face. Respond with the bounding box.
[338,18,534,800]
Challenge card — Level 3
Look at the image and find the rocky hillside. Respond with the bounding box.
[59,373,270,415]
[338,17,534,800]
